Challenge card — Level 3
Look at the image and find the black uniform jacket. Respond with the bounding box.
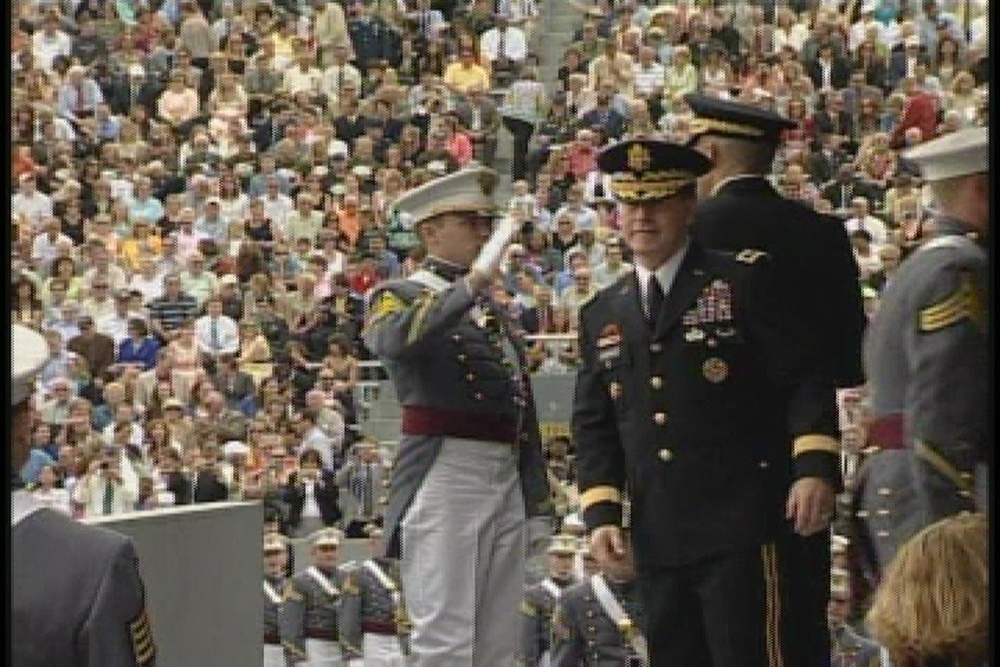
[693,176,867,388]
[573,242,840,571]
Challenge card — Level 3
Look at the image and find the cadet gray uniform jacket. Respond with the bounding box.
[11,492,155,667]
[264,574,284,645]
[520,577,571,665]
[831,624,886,666]
[281,565,348,661]
[855,217,988,576]
[361,259,552,558]
[549,577,645,667]
[339,557,408,659]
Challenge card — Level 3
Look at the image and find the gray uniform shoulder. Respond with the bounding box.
[899,238,987,325]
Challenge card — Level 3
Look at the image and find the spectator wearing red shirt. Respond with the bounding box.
[566,128,599,181]
[891,76,938,148]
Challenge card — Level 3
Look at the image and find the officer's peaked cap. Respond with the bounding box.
[684,93,797,145]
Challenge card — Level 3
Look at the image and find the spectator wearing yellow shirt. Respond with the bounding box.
[662,45,699,112]
[118,220,164,273]
[443,46,491,96]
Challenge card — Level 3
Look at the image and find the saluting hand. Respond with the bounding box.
[786,477,837,536]
[590,524,628,568]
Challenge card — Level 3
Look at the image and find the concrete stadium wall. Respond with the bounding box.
[87,502,262,667]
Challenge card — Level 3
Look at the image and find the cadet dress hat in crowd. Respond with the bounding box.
[11,324,49,407]
[547,534,579,555]
[684,93,797,145]
[264,533,288,553]
[389,165,500,230]
[310,527,344,548]
[597,139,712,202]
[901,126,988,182]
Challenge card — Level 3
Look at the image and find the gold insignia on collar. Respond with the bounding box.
[702,357,729,383]
[627,144,652,171]
[735,248,768,264]
[371,290,406,317]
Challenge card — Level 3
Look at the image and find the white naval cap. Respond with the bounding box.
[11,324,49,407]
[547,533,579,555]
[264,532,289,552]
[390,165,500,230]
[310,527,344,547]
[903,126,988,182]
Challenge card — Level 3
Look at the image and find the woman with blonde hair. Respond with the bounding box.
[866,512,987,667]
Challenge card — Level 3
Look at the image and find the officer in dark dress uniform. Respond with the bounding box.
[11,323,156,667]
[685,93,867,667]
[685,93,867,390]
[520,533,579,666]
[573,139,842,667]
[854,127,989,582]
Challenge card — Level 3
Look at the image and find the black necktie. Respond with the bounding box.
[646,274,664,326]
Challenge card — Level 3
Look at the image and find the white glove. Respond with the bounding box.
[471,215,518,276]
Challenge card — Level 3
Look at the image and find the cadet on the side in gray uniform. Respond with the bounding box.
[549,534,646,667]
[264,532,289,667]
[340,525,409,667]
[854,126,989,580]
[10,323,157,667]
[520,533,580,666]
[281,527,349,665]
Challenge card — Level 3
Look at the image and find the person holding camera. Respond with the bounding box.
[71,438,136,517]
[284,448,342,538]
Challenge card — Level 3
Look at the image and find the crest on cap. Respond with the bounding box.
[628,144,652,171]
[597,139,712,203]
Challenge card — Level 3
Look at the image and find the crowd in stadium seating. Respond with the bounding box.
[11,0,989,652]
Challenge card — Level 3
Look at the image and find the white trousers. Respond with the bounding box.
[263,644,284,667]
[358,633,406,666]
[401,437,526,667]
[305,638,343,666]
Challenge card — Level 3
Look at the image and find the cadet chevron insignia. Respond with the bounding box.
[919,272,984,332]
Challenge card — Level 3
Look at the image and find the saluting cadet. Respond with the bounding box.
[520,533,579,666]
[573,139,842,666]
[11,323,156,667]
[854,127,989,581]
[340,525,409,666]
[281,527,349,665]
[361,165,551,666]
[549,531,646,667]
[685,92,867,667]
[264,532,290,667]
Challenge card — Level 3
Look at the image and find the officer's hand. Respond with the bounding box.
[590,525,627,567]
[785,477,837,536]
[470,215,518,280]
